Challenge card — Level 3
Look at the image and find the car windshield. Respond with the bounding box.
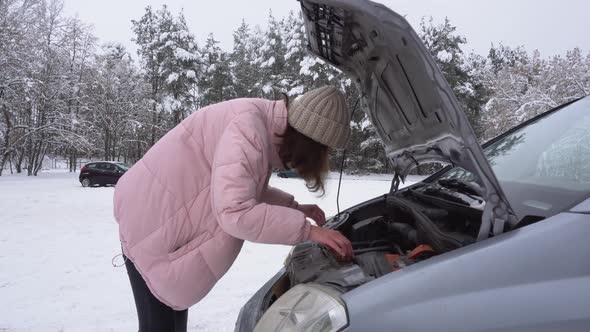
[115,163,130,171]
[440,97,590,219]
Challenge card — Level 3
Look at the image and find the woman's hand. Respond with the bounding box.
[298,204,326,226]
[309,225,354,260]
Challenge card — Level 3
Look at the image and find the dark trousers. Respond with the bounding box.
[124,255,188,332]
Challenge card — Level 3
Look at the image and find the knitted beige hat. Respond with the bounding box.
[288,86,351,149]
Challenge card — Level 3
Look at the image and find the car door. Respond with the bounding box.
[92,163,107,185]
[101,163,118,185]
[112,165,125,184]
[81,163,98,181]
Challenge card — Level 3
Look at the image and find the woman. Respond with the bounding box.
[113,86,354,331]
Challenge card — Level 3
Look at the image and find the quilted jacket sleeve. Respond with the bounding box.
[210,112,311,245]
[261,186,299,209]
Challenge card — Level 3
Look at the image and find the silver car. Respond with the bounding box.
[235,0,590,331]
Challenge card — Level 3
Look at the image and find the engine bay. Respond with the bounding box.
[280,187,483,295]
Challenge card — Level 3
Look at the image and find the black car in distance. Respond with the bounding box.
[276,168,300,178]
[79,161,130,187]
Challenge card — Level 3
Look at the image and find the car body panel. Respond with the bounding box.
[299,0,517,239]
[570,197,590,214]
[79,164,94,178]
[235,210,590,332]
[79,163,100,184]
[96,163,110,184]
[342,211,590,331]
[100,163,122,185]
[234,270,286,332]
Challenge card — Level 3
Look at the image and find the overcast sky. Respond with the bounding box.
[63,0,589,57]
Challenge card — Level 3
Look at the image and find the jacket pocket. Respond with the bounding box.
[168,231,211,262]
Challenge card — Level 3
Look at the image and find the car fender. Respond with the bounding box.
[342,212,590,331]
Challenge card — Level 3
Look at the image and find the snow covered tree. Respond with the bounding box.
[86,44,148,161]
[132,5,201,144]
[57,16,97,171]
[157,9,200,125]
[247,25,266,97]
[230,20,257,98]
[277,11,376,172]
[198,33,233,106]
[481,45,590,140]
[132,6,164,146]
[281,11,344,93]
[3,7,589,175]
[21,0,70,175]
[253,11,287,99]
[488,43,529,75]
[548,48,589,99]
[0,0,43,174]
[2,0,96,175]
[419,17,488,137]
[281,11,306,96]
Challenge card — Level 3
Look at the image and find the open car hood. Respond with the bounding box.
[299,0,518,239]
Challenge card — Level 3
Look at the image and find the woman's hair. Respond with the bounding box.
[278,93,330,194]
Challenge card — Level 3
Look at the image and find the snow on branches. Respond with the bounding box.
[2,3,589,175]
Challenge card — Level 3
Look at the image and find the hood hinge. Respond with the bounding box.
[478,194,519,240]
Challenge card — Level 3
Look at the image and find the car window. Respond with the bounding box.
[115,163,130,171]
[440,97,590,219]
[87,163,98,169]
[535,116,590,183]
[99,163,114,171]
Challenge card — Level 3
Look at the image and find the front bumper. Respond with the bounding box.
[234,269,286,332]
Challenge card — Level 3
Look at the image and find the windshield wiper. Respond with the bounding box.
[437,178,484,198]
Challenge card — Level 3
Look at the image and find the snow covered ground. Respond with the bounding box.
[0,171,422,331]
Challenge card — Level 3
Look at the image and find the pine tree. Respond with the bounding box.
[230,20,256,98]
[198,33,233,106]
[4,7,590,175]
[248,25,266,97]
[281,11,307,96]
[157,9,200,125]
[253,11,287,99]
[132,5,164,146]
[132,5,201,144]
[555,47,589,97]
[419,17,488,137]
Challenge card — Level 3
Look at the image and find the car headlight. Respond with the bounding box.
[253,283,348,332]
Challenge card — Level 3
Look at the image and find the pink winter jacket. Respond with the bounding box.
[113,98,311,310]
